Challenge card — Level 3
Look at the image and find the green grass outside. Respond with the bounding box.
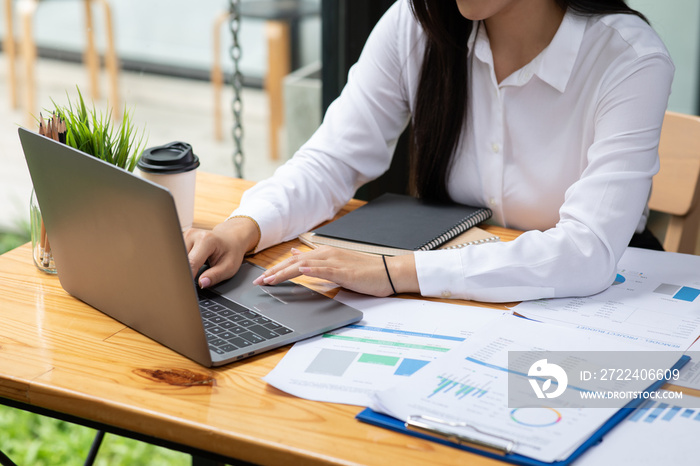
[0,230,29,255]
[0,407,189,465]
[0,231,190,465]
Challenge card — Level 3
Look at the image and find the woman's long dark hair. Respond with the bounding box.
[408,0,648,202]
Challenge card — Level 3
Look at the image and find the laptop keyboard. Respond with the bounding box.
[198,292,293,355]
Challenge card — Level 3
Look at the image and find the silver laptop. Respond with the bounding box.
[19,128,362,367]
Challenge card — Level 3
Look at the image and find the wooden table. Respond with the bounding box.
[0,172,519,465]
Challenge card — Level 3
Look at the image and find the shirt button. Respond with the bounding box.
[491,143,500,153]
[441,290,452,298]
[489,197,497,206]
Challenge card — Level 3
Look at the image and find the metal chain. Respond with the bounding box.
[228,0,244,178]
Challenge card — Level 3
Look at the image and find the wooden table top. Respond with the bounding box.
[0,171,520,466]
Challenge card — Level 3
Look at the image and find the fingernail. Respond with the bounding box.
[263,275,276,284]
[299,267,311,274]
[253,274,265,285]
[200,276,211,288]
[291,247,301,254]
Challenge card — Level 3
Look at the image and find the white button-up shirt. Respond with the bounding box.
[232,0,674,302]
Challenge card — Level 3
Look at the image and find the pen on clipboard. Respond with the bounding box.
[405,415,516,455]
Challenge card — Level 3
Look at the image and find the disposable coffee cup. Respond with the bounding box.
[137,141,200,230]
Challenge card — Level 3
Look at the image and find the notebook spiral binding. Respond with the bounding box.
[419,208,493,251]
[440,233,499,250]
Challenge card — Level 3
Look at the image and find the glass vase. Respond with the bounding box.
[30,189,56,274]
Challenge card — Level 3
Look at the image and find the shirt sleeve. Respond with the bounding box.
[416,52,675,302]
[230,1,413,252]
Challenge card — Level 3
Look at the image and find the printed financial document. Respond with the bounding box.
[263,291,509,406]
[670,337,700,390]
[574,390,700,466]
[371,315,680,463]
[513,247,700,351]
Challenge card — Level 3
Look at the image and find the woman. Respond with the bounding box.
[186,0,674,303]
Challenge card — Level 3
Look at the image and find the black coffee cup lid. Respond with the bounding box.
[137,141,200,174]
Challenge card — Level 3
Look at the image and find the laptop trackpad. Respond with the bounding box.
[210,262,354,332]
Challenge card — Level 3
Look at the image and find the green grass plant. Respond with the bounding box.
[52,87,147,172]
[0,405,189,465]
[0,230,29,253]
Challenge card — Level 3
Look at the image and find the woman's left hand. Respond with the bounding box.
[252,246,419,297]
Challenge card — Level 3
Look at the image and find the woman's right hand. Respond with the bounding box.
[184,216,260,289]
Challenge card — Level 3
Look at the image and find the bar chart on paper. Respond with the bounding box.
[572,263,700,307]
[614,268,700,303]
[652,282,700,303]
[627,400,700,424]
[576,392,700,466]
[304,345,434,379]
[370,315,644,464]
[268,323,468,406]
[263,292,509,406]
[514,248,700,350]
[428,374,491,400]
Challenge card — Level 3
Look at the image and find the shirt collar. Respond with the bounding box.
[468,9,588,93]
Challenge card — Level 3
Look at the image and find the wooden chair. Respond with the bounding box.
[212,0,319,160]
[648,111,700,254]
[3,0,119,125]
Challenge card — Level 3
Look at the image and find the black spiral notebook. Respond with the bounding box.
[309,193,493,254]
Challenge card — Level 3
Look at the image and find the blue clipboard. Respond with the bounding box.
[356,354,690,466]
